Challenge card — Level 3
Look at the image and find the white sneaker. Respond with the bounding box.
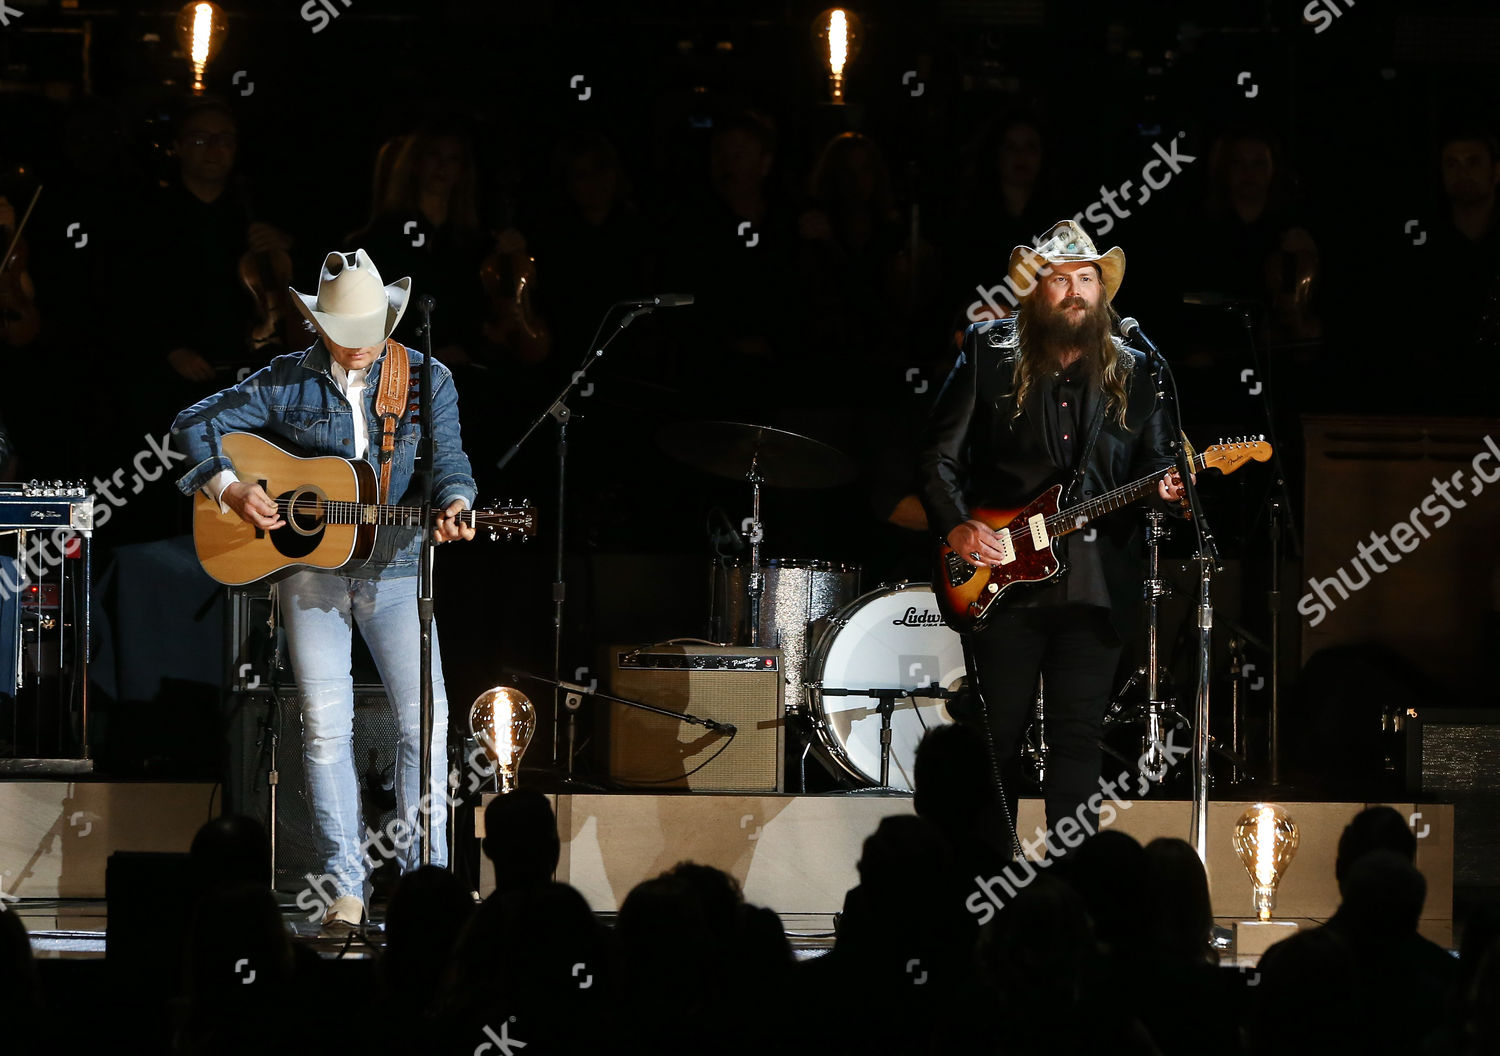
[321,894,364,932]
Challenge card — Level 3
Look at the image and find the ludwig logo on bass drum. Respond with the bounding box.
[893,606,944,627]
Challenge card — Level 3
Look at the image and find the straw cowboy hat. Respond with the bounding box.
[290,249,411,348]
[1007,219,1126,303]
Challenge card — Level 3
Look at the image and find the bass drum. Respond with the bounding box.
[803,582,966,790]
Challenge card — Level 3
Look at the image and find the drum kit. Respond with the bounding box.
[658,420,966,792]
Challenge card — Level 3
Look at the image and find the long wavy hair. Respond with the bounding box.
[1012,281,1133,428]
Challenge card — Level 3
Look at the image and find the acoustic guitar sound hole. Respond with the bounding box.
[272,487,326,559]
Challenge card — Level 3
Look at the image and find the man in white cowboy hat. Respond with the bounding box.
[172,248,478,931]
[917,219,1188,856]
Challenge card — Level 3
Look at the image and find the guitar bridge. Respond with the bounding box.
[944,551,975,588]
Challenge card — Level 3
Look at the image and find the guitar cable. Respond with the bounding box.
[961,636,1025,861]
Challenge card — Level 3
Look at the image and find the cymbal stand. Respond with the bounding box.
[744,455,765,647]
[1139,511,1186,782]
[1021,674,1047,788]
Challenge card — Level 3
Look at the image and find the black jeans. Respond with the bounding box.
[966,603,1122,853]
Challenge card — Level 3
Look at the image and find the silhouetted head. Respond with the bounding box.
[1251,927,1364,1055]
[1058,830,1149,954]
[1144,837,1214,964]
[855,814,952,896]
[383,865,475,1000]
[1469,935,1500,1053]
[978,873,1092,1008]
[1338,849,1425,938]
[618,874,712,1003]
[189,814,271,895]
[0,905,39,1009]
[663,862,743,934]
[182,884,296,999]
[913,723,995,837]
[482,789,560,892]
[1460,900,1500,993]
[1335,805,1416,891]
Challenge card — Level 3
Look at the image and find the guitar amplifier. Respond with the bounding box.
[1407,708,1500,886]
[228,686,399,894]
[606,644,783,792]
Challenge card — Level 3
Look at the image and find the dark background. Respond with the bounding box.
[1,0,1497,786]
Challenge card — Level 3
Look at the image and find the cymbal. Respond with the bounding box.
[657,420,856,489]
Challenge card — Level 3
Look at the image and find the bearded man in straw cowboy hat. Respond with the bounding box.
[918,220,1189,855]
[172,249,477,931]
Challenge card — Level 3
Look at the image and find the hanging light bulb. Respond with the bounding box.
[470,686,536,793]
[813,8,863,105]
[1233,803,1300,921]
[175,2,228,95]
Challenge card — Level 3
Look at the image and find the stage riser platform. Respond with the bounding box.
[478,795,1454,921]
[0,782,214,899]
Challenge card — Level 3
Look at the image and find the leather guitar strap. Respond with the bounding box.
[373,338,410,503]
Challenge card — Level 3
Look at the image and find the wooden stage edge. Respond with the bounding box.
[478,794,1455,927]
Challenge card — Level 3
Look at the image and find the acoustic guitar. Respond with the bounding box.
[933,439,1271,633]
[194,432,535,586]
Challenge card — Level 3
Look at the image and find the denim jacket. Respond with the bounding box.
[172,340,479,577]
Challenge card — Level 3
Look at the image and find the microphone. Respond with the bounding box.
[1182,290,1256,307]
[619,293,694,308]
[1117,316,1160,356]
[418,294,436,314]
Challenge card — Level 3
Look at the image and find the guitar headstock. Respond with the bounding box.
[473,499,537,542]
[1202,436,1272,476]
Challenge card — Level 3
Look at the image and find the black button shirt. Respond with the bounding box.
[1010,369,1112,612]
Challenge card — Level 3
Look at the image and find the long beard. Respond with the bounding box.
[1026,297,1113,366]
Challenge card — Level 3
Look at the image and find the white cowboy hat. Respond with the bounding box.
[289,249,411,348]
[1007,219,1126,303]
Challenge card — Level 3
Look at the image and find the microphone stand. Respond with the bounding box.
[1139,329,1220,868]
[414,297,438,867]
[1229,305,1301,786]
[505,667,738,733]
[496,302,655,778]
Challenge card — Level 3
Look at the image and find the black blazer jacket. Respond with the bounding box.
[916,316,1178,629]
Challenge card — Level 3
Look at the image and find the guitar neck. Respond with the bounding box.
[312,500,472,528]
[1047,451,1205,537]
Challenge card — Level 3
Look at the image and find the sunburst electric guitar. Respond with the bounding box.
[933,439,1271,633]
[194,432,537,586]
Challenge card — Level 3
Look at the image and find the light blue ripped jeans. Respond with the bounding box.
[280,569,449,901]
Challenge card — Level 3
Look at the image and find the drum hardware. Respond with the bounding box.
[1140,510,1175,783]
[1021,675,1047,789]
[711,557,860,717]
[663,420,858,779]
[660,420,855,651]
[807,682,955,790]
[800,582,964,791]
[1106,509,1195,785]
